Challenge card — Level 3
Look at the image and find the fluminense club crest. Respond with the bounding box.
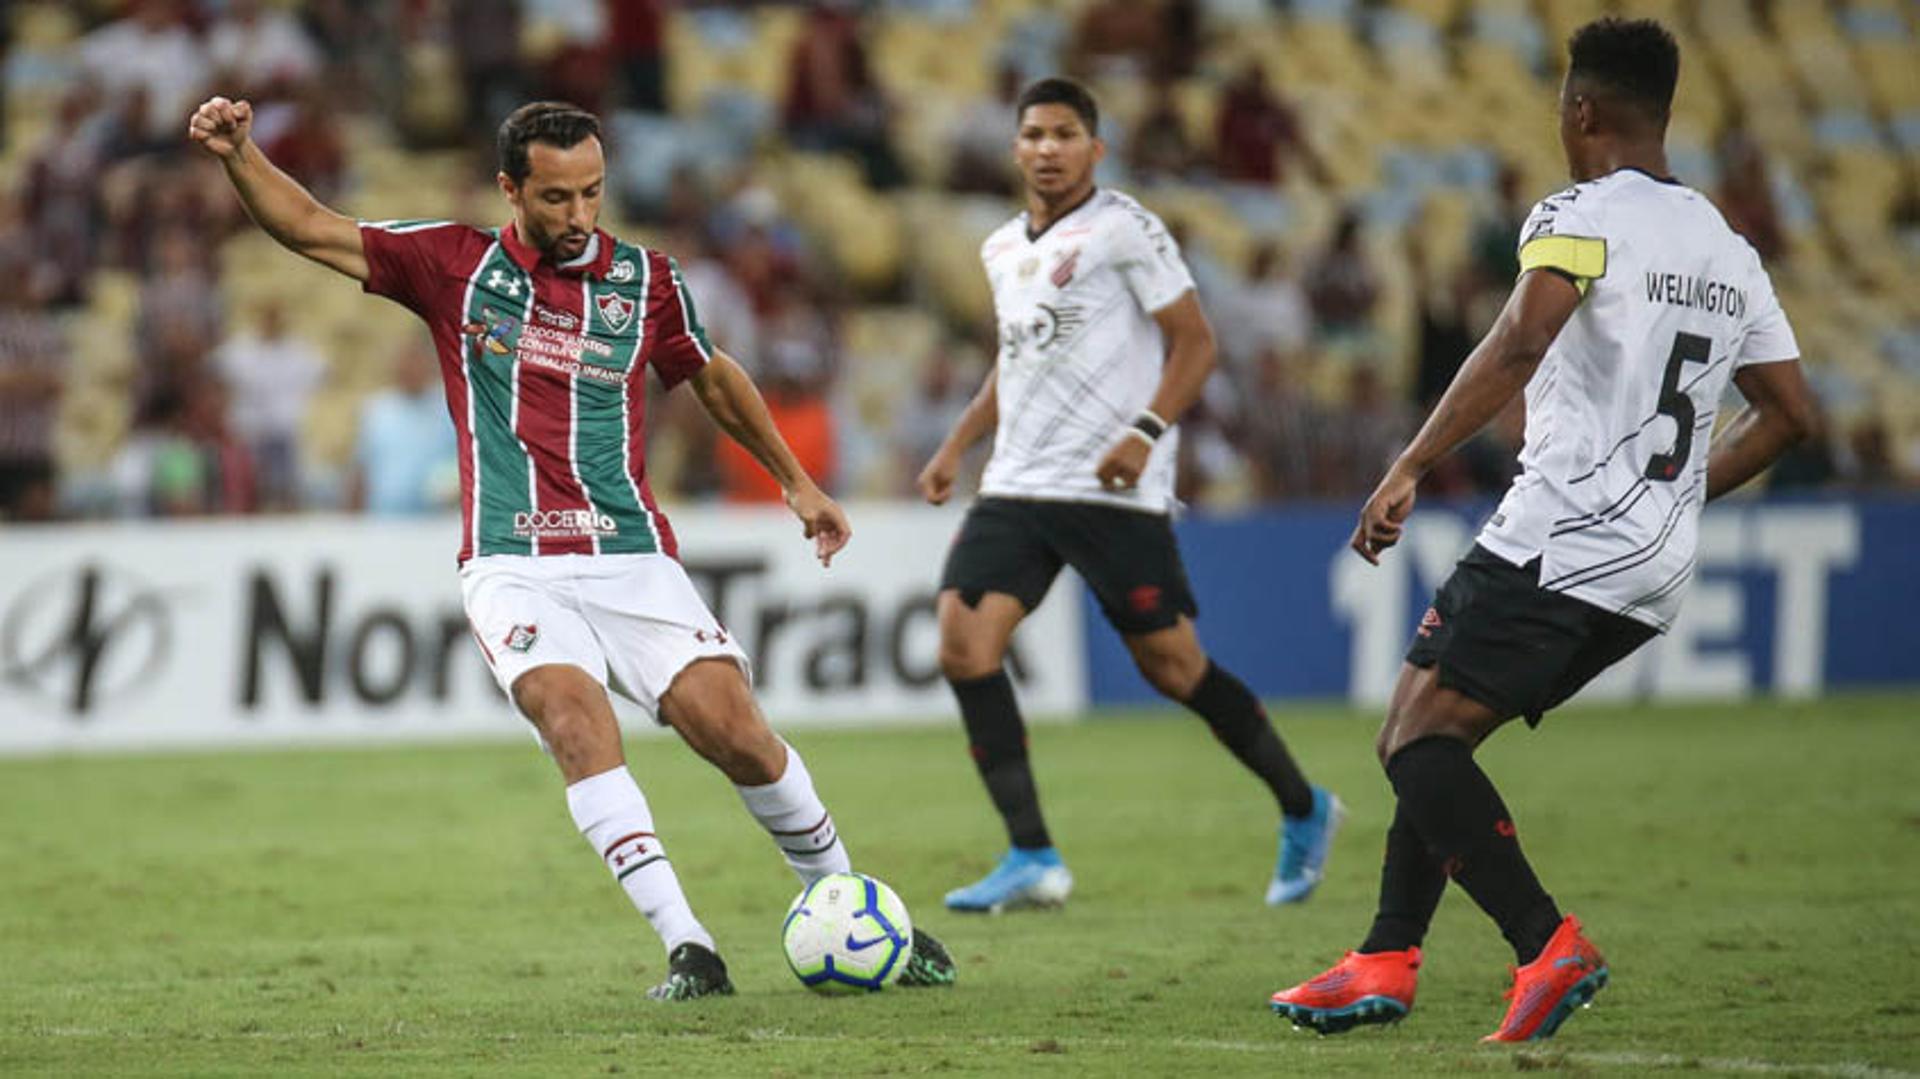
[595,290,636,333]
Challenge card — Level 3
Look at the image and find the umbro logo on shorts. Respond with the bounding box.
[693,628,730,645]
[504,624,539,652]
[1417,607,1443,638]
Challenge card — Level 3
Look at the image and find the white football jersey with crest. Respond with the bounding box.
[977,188,1196,513]
[1477,169,1800,630]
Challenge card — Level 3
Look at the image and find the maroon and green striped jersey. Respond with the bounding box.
[359,219,712,562]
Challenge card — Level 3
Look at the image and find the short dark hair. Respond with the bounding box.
[1567,17,1679,123]
[497,101,601,183]
[1016,77,1099,136]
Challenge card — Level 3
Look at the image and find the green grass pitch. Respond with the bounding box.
[3,695,1917,1076]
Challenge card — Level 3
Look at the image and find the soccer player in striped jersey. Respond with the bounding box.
[188,97,953,999]
[1269,19,1819,1041]
[918,78,1340,914]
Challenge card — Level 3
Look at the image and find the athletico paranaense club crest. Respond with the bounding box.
[1051,248,1080,288]
[595,291,635,333]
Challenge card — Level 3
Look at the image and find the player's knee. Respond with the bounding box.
[1377,704,1410,767]
[703,718,782,784]
[1136,652,1198,691]
[1134,648,1204,699]
[1378,708,1478,767]
[1379,712,1429,767]
[938,637,1003,682]
[1380,670,1441,766]
[717,722,784,784]
[518,679,609,761]
[667,670,783,784]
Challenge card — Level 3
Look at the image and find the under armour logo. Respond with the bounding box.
[487,269,522,297]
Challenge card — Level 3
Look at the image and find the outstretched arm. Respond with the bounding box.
[687,351,850,566]
[916,361,998,505]
[187,96,368,282]
[1350,268,1581,564]
[1705,360,1817,502]
[1093,289,1216,492]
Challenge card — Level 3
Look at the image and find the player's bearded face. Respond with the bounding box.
[505,138,605,261]
[1014,105,1103,202]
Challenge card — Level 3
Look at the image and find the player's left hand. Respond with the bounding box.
[1095,434,1150,493]
[1351,463,1418,565]
[786,483,851,567]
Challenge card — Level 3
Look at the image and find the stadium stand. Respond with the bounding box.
[0,0,1914,522]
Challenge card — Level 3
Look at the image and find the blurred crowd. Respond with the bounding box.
[0,0,1915,525]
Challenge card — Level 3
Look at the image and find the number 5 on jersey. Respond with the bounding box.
[1644,331,1710,482]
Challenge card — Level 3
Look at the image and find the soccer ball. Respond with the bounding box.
[781,872,914,993]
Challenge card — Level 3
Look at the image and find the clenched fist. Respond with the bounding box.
[186,96,253,159]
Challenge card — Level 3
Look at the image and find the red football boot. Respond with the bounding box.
[1270,948,1420,1034]
[1483,915,1609,1042]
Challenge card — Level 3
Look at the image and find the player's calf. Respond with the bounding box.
[734,740,852,883]
[660,658,786,785]
[514,664,625,781]
[1128,632,1209,700]
[568,766,716,961]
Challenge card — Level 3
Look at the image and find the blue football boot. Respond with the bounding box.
[1267,786,1345,905]
[944,847,1073,913]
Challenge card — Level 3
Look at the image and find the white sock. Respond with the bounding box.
[566,767,714,956]
[735,741,852,885]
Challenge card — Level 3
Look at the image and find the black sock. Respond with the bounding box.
[1385,736,1563,963]
[949,671,1052,850]
[1182,662,1314,818]
[1359,801,1449,953]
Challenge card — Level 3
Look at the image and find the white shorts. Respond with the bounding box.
[460,552,751,720]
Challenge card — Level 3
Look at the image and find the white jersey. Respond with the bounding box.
[978,189,1196,513]
[1478,169,1800,631]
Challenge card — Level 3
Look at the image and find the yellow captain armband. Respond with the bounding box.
[1519,234,1607,295]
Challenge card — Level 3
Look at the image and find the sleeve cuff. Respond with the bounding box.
[1142,282,1197,316]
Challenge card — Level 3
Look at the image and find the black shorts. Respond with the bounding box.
[1406,545,1658,726]
[940,497,1198,635]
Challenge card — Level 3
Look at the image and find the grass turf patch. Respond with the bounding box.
[2,694,1916,1076]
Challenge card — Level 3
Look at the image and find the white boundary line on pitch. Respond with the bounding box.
[1553,1051,1918,1078]
[26,1026,1919,1077]
[711,1032,1920,1077]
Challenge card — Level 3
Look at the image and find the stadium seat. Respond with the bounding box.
[35,0,1920,501]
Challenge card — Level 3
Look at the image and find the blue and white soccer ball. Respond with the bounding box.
[781,872,913,993]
